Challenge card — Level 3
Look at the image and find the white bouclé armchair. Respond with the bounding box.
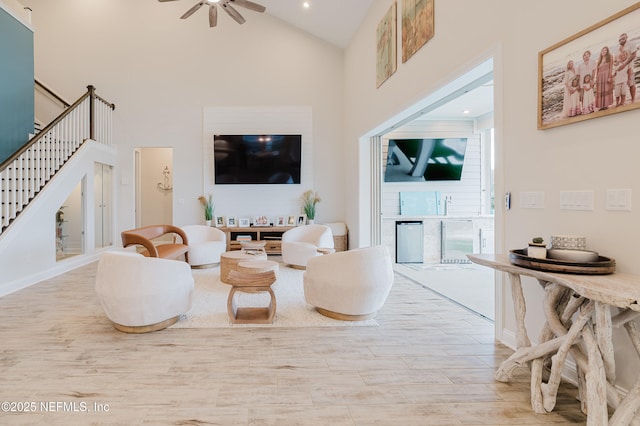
[281,224,334,269]
[180,225,227,268]
[95,251,194,333]
[303,245,394,320]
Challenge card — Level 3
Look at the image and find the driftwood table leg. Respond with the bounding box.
[595,302,616,384]
[541,301,594,412]
[495,336,566,382]
[494,272,534,383]
[509,272,532,349]
[582,324,609,426]
[531,283,571,414]
[608,318,640,426]
[609,375,640,426]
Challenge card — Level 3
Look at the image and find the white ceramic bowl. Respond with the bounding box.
[547,248,598,263]
[550,235,587,250]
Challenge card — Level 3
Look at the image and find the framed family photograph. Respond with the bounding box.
[275,216,286,226]
[238,217,250,228]
[215,216,225,227]
[225,217,237,227]
[287,215,297,226]
[538,3,640,130]
[296,214,307,226]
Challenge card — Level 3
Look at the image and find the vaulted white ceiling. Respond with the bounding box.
[259,0,374,48]
[258,0,493,121]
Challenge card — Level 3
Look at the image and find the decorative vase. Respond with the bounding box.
[307,219,315,225]
[205,220,212,227]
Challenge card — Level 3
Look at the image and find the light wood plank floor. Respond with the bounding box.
[0,262,587,425]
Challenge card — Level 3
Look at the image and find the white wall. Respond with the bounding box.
[202,106,315,222]
[345,0,640,390]
[0,0,30,25]
[21,0,347,234]
[138,147,173,227]
[0,142,116,294]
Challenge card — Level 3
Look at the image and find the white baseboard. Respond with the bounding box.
[0,252,101,298]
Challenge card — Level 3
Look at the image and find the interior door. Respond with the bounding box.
[94,162,113,248]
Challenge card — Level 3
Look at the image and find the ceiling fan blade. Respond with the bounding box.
[220,3,246,24]
[180,1,205,19]
[209,4,218,27]
[229,0,266,13]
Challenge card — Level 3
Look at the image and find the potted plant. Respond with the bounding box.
[527,237,547,259]
[198,194,214,226]
[301,190,320,224]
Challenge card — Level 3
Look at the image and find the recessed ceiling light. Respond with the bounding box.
[463,109,470,114]
[303,1,311,9]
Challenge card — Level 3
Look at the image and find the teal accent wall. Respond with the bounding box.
[0,8,34,164]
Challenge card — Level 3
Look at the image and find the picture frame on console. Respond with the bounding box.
[296,214,307,226]
[226,217,237,227]
[287,215,297,226]
[253,215,269,226]
[538,3,640,129]
[238,217,250,228]
[275,216,286,226]
[215,216,225,227]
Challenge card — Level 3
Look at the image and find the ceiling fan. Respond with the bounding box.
[158,0,266,28]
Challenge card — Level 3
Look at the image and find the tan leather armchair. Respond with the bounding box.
[121,224,189,261]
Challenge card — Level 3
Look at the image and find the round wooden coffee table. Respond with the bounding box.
[220,251,267,284]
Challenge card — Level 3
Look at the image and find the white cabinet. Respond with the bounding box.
[480,227,495,254]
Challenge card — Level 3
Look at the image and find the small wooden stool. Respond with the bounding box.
[226,270,277,325]
[237,260,279,277]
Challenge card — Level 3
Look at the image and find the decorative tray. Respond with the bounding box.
[509,249,616,275]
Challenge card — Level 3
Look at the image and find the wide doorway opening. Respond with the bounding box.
[376,60,495,321]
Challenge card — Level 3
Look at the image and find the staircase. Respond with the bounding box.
[0,85,115,236]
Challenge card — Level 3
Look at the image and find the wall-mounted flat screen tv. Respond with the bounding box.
[213,134,302,184]
[384,138,468,182]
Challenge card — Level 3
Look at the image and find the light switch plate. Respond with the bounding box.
[519,191,545,209]
[559,191,594,211]
[606,189,632,211]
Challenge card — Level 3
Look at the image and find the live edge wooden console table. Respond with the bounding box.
[468,254,640,426]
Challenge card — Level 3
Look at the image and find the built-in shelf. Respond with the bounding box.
[219,226,295,255]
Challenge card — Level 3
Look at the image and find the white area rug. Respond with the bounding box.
[171,263,377,328]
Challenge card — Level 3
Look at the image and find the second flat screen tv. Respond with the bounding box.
[213,134,302,184]
[384,138,468,182]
